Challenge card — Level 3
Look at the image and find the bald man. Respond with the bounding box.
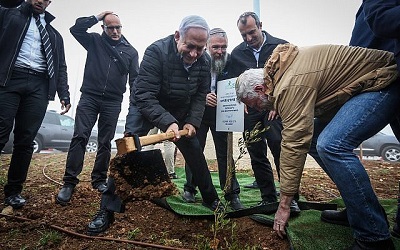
[56,11,139,205]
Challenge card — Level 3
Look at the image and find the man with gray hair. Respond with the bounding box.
[236,43,399,248]
[87,15,221,235]
[182,28,244,210]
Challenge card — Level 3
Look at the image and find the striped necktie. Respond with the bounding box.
[34,15,54,78]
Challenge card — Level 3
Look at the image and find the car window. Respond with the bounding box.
[43,112,60,125]
[59,115,75,127]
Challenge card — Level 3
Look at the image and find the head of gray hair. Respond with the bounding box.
[179,15,210,39]
[208,28,228,41]
[235,68,264,103]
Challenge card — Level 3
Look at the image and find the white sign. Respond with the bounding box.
[216,78,244,132]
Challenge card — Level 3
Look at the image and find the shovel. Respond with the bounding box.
[109,129,188,202]
[115,129,189,155]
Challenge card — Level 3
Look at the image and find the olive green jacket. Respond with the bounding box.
[264,43,397,195]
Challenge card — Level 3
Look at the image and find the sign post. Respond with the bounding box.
[216,78,244,194]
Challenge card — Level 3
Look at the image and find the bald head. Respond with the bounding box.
[102,13,122,40]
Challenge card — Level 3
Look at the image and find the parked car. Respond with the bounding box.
[354,131,400,162]
[2,110,98,154]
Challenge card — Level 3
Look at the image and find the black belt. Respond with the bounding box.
[13,67,48,79]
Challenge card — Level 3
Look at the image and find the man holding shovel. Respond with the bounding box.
[87,15,222,235]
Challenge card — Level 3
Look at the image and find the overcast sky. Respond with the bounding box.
[46,0,362,119]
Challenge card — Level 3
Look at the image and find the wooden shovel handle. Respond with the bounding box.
[139,129,189,146]
[115,129,189,155]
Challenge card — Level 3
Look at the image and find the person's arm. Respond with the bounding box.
[54,32,70,114]
[363,0,400,39]
[274,85,317,238]
[134,43,177,132]
[184,67,209,129]
[278,86,317,197]
[69,11,112,49]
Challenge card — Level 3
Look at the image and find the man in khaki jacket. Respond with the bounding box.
[236,43,399,249]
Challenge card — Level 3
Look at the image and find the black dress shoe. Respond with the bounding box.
[87,209,115,236]
[94,183,107,193]
[228,197,245,210]
[4,194,26,209]
[290,200,301,216]
[257,199,277,206]
[321,208,350,227]
[244,181,259,189]
[56,185,74,205]
[182,191,195,203]
[347,238,395,250]
[202,199,225,213]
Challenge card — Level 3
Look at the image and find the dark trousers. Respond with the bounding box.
[62,93,121,187]
[184,117,241,200]
[244,107,282,202]
[0,71,49,197]
[100,103,219,212]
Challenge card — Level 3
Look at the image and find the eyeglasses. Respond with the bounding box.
[104,25,122,31]
[211,45,227,51]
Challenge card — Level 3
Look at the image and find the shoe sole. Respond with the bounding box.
[4,203,25,209]
[56,196,71,206]
[87,217,115,236]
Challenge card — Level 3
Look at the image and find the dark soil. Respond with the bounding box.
[0,152,399,250]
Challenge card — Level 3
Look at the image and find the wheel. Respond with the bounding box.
[33,137,43,153]
[86,140,98,153]
[381,145,400,162]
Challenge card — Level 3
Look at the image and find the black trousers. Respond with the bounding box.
[0,70,49,197]
[183,117,241,201]
[244,107,282,202]
[100,103,219,212]
[62,93,121,187]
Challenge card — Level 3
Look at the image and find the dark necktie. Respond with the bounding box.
[34,15,54,78]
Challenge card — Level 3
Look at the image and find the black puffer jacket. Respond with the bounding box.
[70,16,139,102]
[0,2,69,101]
[133,35,210,132]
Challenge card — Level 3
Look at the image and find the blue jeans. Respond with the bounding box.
[314,82,400,241]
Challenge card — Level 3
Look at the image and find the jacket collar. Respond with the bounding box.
[20,1,55,24]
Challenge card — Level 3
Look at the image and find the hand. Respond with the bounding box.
[206,92,217,107]
[96,11,113,21]
[273,194,292,239]
[268,110,279,120]
[183,123,196,138]
[60,100,71,115]
[166,123,180,142]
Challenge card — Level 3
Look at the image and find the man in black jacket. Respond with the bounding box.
[230,12,299,213]
[87,15,221,235]
[56,11,139,205]
[0,0,70,209]
[182,28,244,210]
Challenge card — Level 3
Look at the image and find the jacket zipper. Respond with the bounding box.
[103,59,112,95]
[4,16,30,86]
